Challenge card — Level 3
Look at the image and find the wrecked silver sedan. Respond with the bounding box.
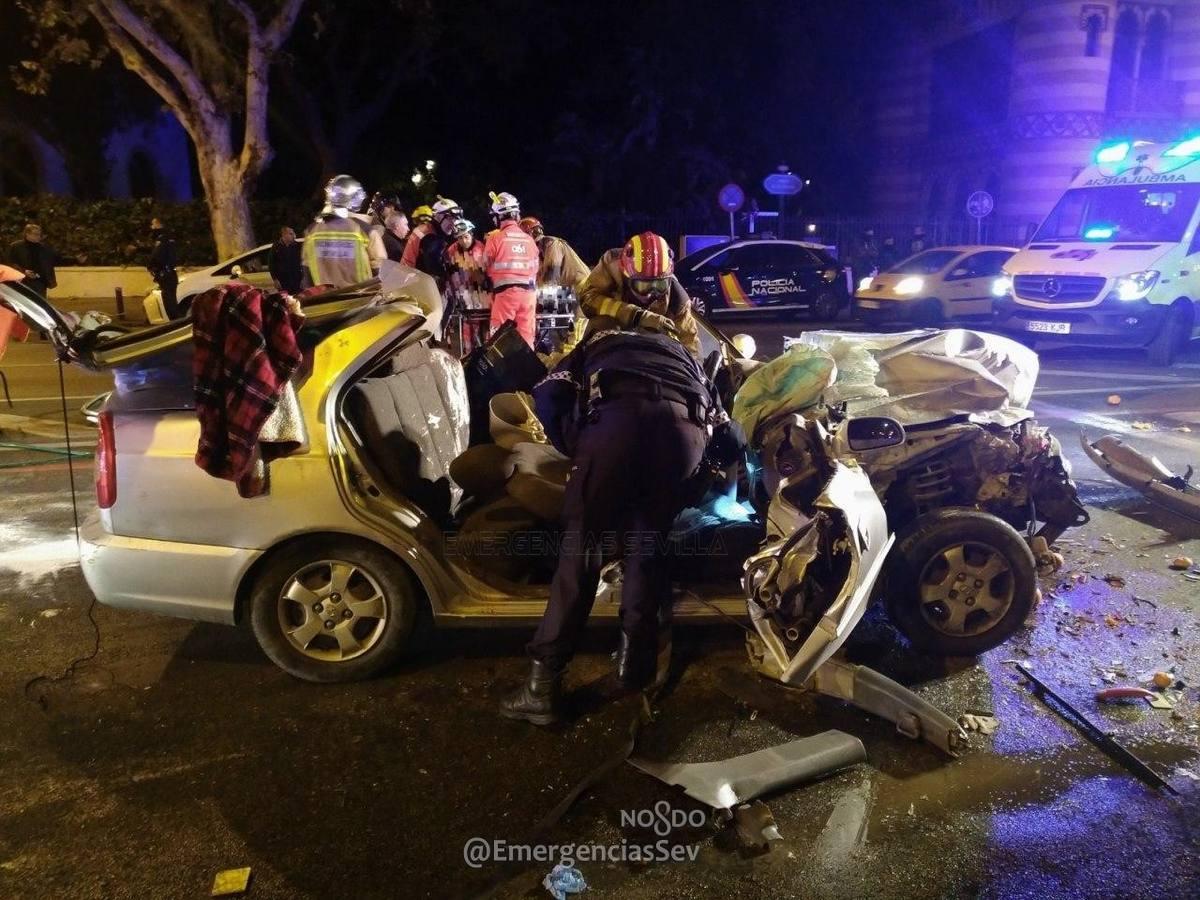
[1,279,1083,751]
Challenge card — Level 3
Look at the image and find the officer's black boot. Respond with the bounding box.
[500,660,564,725]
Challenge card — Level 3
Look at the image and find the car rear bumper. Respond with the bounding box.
[79,514,262,625]
[992,298,1166,347]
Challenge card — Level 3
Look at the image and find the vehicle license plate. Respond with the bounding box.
[1026,320,1070,334]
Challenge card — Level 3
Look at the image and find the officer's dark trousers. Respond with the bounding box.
[528,397,707,671]
[158,272,180,319]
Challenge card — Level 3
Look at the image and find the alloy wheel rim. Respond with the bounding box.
[277,560,388,661]
[917,542,1014,637]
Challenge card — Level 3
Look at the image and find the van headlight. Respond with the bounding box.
[992,275,1012,297]
[1114,270,1160,301]
[894,276,924,296]
[858,275,873,291]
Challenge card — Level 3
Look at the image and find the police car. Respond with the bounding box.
[676,239,851,319]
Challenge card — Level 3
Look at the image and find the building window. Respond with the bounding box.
[1141,11,1169,81]
[1111,8,1139,79]
[1084,12,1104,57]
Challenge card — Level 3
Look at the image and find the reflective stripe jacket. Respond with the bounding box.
[302,213,382,287]
[576,248,700,357]
[401,222,431,268]
[483,220,539,290]
[537,235,590,289]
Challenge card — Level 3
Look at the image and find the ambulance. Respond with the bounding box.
[993,137,1200,365]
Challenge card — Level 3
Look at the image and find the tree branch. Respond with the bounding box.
[89,2,196,138]
[265,0,306,51]
[93,0,218,120]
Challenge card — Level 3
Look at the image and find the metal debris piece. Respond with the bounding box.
[1013,663,1178,795]
[543,863,587,900]
[1149,691,1181,711]
[211,868,252,897]
[1081,432,1200,523]
[958,711,1000,735]
[628,730,867,810]
[732,800,784,850]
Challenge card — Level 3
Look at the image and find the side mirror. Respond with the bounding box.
[731,333,757,360]
[846,416,905,451]
[230,264,243,279]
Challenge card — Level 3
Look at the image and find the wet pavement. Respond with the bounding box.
[1,325,1199,898]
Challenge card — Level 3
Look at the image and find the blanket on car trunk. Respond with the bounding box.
[192,283,305,497]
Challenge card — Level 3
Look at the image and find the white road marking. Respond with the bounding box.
[1040,368,1195,384]
[1035,384,1195,397]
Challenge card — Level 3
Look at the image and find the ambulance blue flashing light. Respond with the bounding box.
[1095,141,1131,164]
[1165,136,1200,157]
[1084,225,1115,240]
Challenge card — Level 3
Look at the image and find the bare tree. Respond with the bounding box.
[14,0,305,257]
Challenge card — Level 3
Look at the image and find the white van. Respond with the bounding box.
[994,138,1200,365]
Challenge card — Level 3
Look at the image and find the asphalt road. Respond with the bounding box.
[1,317,1199,899]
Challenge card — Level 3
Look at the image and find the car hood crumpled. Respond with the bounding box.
[785,328,1038,427]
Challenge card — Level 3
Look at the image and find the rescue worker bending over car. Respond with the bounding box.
[578,231,700,357]
[302,175,386,288]
[520,216,590,291]
[483,191,540,347]
[500,328,743,725]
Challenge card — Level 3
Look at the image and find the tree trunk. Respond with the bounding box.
[198,155,256,260]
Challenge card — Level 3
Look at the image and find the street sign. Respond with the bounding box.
[717,183,745,213]
[763,172,804,196]
[966,190,994,219]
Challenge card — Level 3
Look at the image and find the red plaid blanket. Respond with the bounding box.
[192,283,304,497]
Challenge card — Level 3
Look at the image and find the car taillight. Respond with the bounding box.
[96,411,116,509]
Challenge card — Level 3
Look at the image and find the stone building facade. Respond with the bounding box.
[872,0,1200,241]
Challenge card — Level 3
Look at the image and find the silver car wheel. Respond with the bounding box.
[917,542,1014,637]
[277,560,388,662]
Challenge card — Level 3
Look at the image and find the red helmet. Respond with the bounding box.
[619,232,673,279]
[519,216,544,239]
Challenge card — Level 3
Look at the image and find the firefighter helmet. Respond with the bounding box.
[489,191,521,222]
[324,174,366,212]
[450,218,475,238]
[411,205,434,224]
[619,232,674,279]
[519,216,544,240]
[431,196,462,222]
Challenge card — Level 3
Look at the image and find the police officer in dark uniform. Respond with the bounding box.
[499,327,743,725]
[148,218,180,319]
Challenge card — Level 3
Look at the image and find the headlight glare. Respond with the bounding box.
[894,276,924,296]
[1114,270,1160,301]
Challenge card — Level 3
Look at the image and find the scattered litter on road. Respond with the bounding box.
[211,867,252,897]
[38,608,60,618]
[1175,426,1193,433]
[731,800,783,850]
[959,711,999,735]
[1095,686,1154,703]
[1171,557,1194,571]
[1149,692,1181,711]
[1152,671,1174,689]
[1132,596,1157,609]
[543,863,587,900]
[1013,662,1178,795]
[1103,574,1126,589]
[1131,421,1154,431]
[813,775,872,866]
[1106,395,1121,406]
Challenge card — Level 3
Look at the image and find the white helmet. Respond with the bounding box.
[431,196,462,221]
[489,191,521,222]
[325,174,366,212]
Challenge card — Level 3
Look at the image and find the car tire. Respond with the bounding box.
[810,291,841,322]
[248,537,422,682]
[884,509,1036,657]
[1146,301,1189,367]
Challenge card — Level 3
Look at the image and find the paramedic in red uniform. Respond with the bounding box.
[482,191,539,347]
